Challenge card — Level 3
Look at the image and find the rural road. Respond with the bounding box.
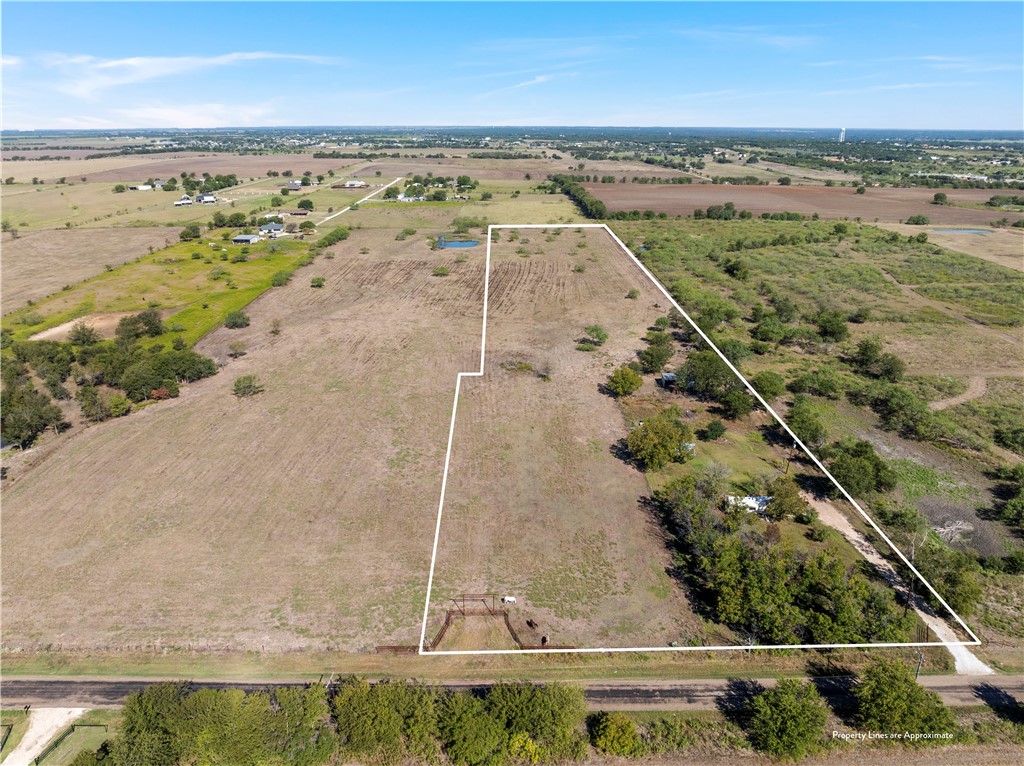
[316,177,402,226]
[1,675,1020,712]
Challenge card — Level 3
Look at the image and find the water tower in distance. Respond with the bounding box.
[839,128,846,143]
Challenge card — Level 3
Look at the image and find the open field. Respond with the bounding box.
[0,230,487,653]
[1,227,176,310]
[587,184,1024,226]
[875,224,1024,271]
[1,152,361,184]
[426,227,703,651]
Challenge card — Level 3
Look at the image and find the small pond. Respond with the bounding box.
[932,229,990,235]
[437,236,479,248]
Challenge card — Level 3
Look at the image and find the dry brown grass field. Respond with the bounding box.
[0,230,489,653]
[586,184,1024,226]
[876,223,1024,270]
[425,227,706,651]
[1,227,176,310]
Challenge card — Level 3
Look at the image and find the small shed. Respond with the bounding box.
[232,234,260,245]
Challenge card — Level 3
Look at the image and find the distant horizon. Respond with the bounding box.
[2,2,1020,132]
[3,125,1023,137]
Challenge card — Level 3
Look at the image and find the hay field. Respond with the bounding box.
[426,227,702,651]
[1,227,176,310]
[0,230,488,653]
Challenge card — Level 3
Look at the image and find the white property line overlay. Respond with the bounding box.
[317,178,403,226]
[418,223,980,656]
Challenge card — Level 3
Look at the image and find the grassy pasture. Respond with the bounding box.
[3,235,310,346]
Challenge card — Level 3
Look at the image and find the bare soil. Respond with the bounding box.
[585,185,1024,226]
[1,228,175,311]
[876,224,1024,271]
[426,227,703,650]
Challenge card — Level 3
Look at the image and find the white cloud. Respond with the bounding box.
[479,73,557,99]
[817,81,974,97]
[1,55,23,67]
[41,51,340,99]
[675,26,818,49]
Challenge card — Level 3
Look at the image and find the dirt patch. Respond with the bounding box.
[2,707,86,766]
[28,309,176,342]
[1,228,176,311]
[585,184,1024,226]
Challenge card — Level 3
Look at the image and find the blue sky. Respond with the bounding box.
[2,1,1021,130]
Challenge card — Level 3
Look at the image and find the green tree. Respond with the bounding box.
[591,711,643,756]
[746,679,828,760]
[683,350,736,400]
[720,389,754,420]
[626,407,694,470]
[786,394,827,447]
[702,419,727,440]
[113,183,127,193]
[607,365,643,397]
[764,476,811,522]
[297,198,314,211]
[932,192,948,205]
[750,370,786,402]
[179,224,201,241]
[0,383,64,447]
[439,693,507,766]
[270,196,284,207]
[111,682,189,766]
[815,309,849,342]
[68,321,101,346]
[855,658,956,735]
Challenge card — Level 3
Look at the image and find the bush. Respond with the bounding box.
[746,679,827,760]
[108,394,132,417]
[626,288,640,299]
[432,266,450,277]
[749,370,786,402]
[583,324,608,345]
[271,270,292,287]
[906,215,930,225]
[223,310,250,329]
[310,276,326,288]
[296,198,314,211]
[591,712,643,756]
[720,389,754,420]
[607,365,643,397]
[702,419,727,440]
[233,375,263,397]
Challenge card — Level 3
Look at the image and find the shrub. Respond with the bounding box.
[607,365,643,397]
[720,389,754,419]
[591,712,643,756]
[233,375,263,397]
[626,289,640,299]
[855,657,956,736]
[271,270,292,287]
[906,215,930,225]
[749,370,786,402]
[702,419,726,440]
[223,310,250,329]
[432,266,450,277]
[583,324,608,345]
[746,679,828,760]
[575,342,597,352]
[310,276,326,288]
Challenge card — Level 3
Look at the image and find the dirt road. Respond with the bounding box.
[2,707,85,766]
[800,493,993,675]
[929,377,988,411]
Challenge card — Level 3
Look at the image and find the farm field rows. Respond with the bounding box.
[586,184,1024,227]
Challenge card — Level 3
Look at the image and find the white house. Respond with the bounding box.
[259,222,284,234]
[726,496,773,515]
[173,195,193,207]
[343,180,368,188]
[198,194,217,204]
